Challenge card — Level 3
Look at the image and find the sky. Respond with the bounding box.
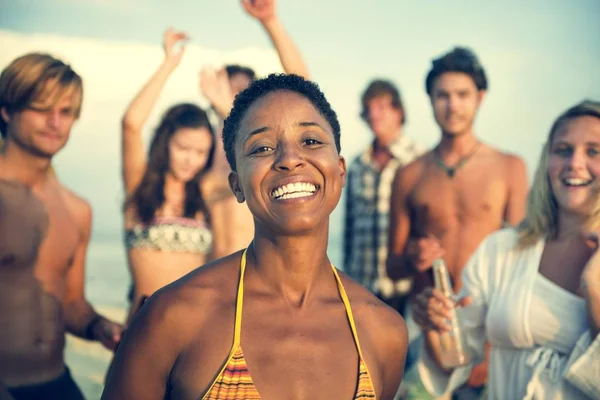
[1,0,599,254]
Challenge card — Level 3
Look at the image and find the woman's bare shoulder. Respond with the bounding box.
[338,271,408,341]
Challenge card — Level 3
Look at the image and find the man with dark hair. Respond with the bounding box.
[0,53,123,399]
[387,47,529,399]
[344,78,423,316]
[224,64,256,98]
[200,0,311,257]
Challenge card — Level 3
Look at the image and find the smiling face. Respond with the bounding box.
[548,115,600,218]
[228,90,346,235]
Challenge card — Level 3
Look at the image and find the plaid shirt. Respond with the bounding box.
[343,135,424,296]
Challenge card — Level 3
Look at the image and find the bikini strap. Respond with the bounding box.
[233,249,247,347]
[331,266,366,361]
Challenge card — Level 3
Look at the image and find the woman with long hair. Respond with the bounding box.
[413,100,600,399]
[121,29,219,322]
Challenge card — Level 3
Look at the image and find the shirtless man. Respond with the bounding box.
[386,47,528,398]
[200,0,310,256]
[0,53,123,400]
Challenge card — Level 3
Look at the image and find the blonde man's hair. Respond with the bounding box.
[0,53,83,138]
[518,100,600,247]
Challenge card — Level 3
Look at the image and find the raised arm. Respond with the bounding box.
[62,195,123,351]
[121,28,188,195]
[197,70,239,206]
[199,67,234,122]
[242,0,310,79]
[202,179,231,260]
[503,154,528,226]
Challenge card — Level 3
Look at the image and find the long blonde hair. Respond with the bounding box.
[518,100,600,247]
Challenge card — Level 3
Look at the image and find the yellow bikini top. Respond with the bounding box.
[202,249,377,399]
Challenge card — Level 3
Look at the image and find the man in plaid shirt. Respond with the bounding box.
[344,79,423,316]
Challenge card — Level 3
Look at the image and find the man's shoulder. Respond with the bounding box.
[392,151,431,186]
[484,145,526,168]
[402,150,431,170]
[482,146,528,187]
[502,151,527,176]
[58,182,92,228]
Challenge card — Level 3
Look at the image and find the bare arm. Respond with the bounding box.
[379,312,409,400]
[583,233,600,337]
[203,180,231,260]
[503,154,528,226]
[585,283,600,338]
[386,167,414,280]
[199,68,234,122]
[102,295,179,400]
[63,198,123,350]
[387,162,444,281]
[242,0,310,79]
[62,200,96,336]
[121,28,188,195]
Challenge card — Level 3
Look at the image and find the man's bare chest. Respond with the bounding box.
[36,202,80,274]
[410,172,508,221]
[0,180,49,268]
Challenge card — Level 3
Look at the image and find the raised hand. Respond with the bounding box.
[162,28,189,67]
[241,0,276,24]
[93,318,124,352]
[199,66,234,119]
[406,234,445,272]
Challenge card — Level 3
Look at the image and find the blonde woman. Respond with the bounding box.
[413,100,600,399]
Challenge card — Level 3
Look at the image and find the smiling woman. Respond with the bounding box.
[414,100,600,399]
[102,74,409,400]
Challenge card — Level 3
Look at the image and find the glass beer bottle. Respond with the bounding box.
[432,258,470,369]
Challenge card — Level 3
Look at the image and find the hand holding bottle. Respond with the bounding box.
[412,259,472,368]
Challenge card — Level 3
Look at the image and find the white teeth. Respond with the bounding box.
[563,177,592,186]
[277,192,314,200]
[271,182,317,199]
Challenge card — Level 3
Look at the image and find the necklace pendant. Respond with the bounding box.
[447,169,455,178]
